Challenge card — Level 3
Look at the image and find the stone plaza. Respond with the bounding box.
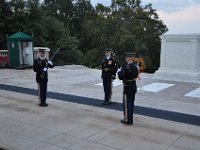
[0,65,199,150]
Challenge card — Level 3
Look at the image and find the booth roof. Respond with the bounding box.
[8,32,32,41]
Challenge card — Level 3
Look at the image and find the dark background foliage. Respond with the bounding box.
[0,0,168,72]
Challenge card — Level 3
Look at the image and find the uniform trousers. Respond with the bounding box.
[123,93,135,124]
[103,78,112,102]
[37,82,47,105]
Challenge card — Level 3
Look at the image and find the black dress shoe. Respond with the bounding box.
[121,119,127,124]
[102,101,111,105]
[102,102,106,105]
[39,103,48,107]
[121,120,133,125]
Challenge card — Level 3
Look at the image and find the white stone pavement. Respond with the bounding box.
[0,65,199,150]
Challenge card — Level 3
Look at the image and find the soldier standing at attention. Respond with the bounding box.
[33,49,54,107]
[118,53,139,125]
[101,48,118,105]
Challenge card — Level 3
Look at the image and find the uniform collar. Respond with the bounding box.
[106,56,110,60]
[39,56,46,60]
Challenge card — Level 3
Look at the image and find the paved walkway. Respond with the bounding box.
[0,65,199,150]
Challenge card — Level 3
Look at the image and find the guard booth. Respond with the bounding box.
[7,32,33,69]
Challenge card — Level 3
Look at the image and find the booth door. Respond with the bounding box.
[20,42,33,66]
[9,41,20,68]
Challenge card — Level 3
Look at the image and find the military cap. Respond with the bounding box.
[125,52,136,57]
[104,48,112,52]
[38,48,46,52]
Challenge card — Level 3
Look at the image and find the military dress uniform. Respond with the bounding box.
[101,49,118,105]
[33,55,54,107]
[118,53,138,124]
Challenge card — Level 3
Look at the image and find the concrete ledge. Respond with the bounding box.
[154,68,200,83]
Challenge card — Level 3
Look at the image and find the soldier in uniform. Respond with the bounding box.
[101,48,118,105]
[118,53,139,125]
[33,49,54,107]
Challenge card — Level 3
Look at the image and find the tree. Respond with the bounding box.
[56,31,82,65]
[38,16,66,50]
[109,0,168,72]
[70,0,94,36]
[42,0,73,26]
[8,0,29,32]
[0,0,12,49]
[82,48,102,68]
[23,0,45,45]
[0,0,168,72]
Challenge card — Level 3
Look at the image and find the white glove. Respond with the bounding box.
[48,60,53,66]
[117,67,122,73]
[43,68,48,72]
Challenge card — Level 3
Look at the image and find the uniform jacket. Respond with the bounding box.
[33,57,54,82]
[101,57,118,80]
[118,62,138,95]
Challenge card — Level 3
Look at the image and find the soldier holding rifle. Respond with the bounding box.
[33,48,54,107]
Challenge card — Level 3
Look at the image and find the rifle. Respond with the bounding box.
[40,47,61,78]
[49,47,61,61]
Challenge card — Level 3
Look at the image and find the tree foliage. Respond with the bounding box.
[56,32,82,65]
[0,0,168,72]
